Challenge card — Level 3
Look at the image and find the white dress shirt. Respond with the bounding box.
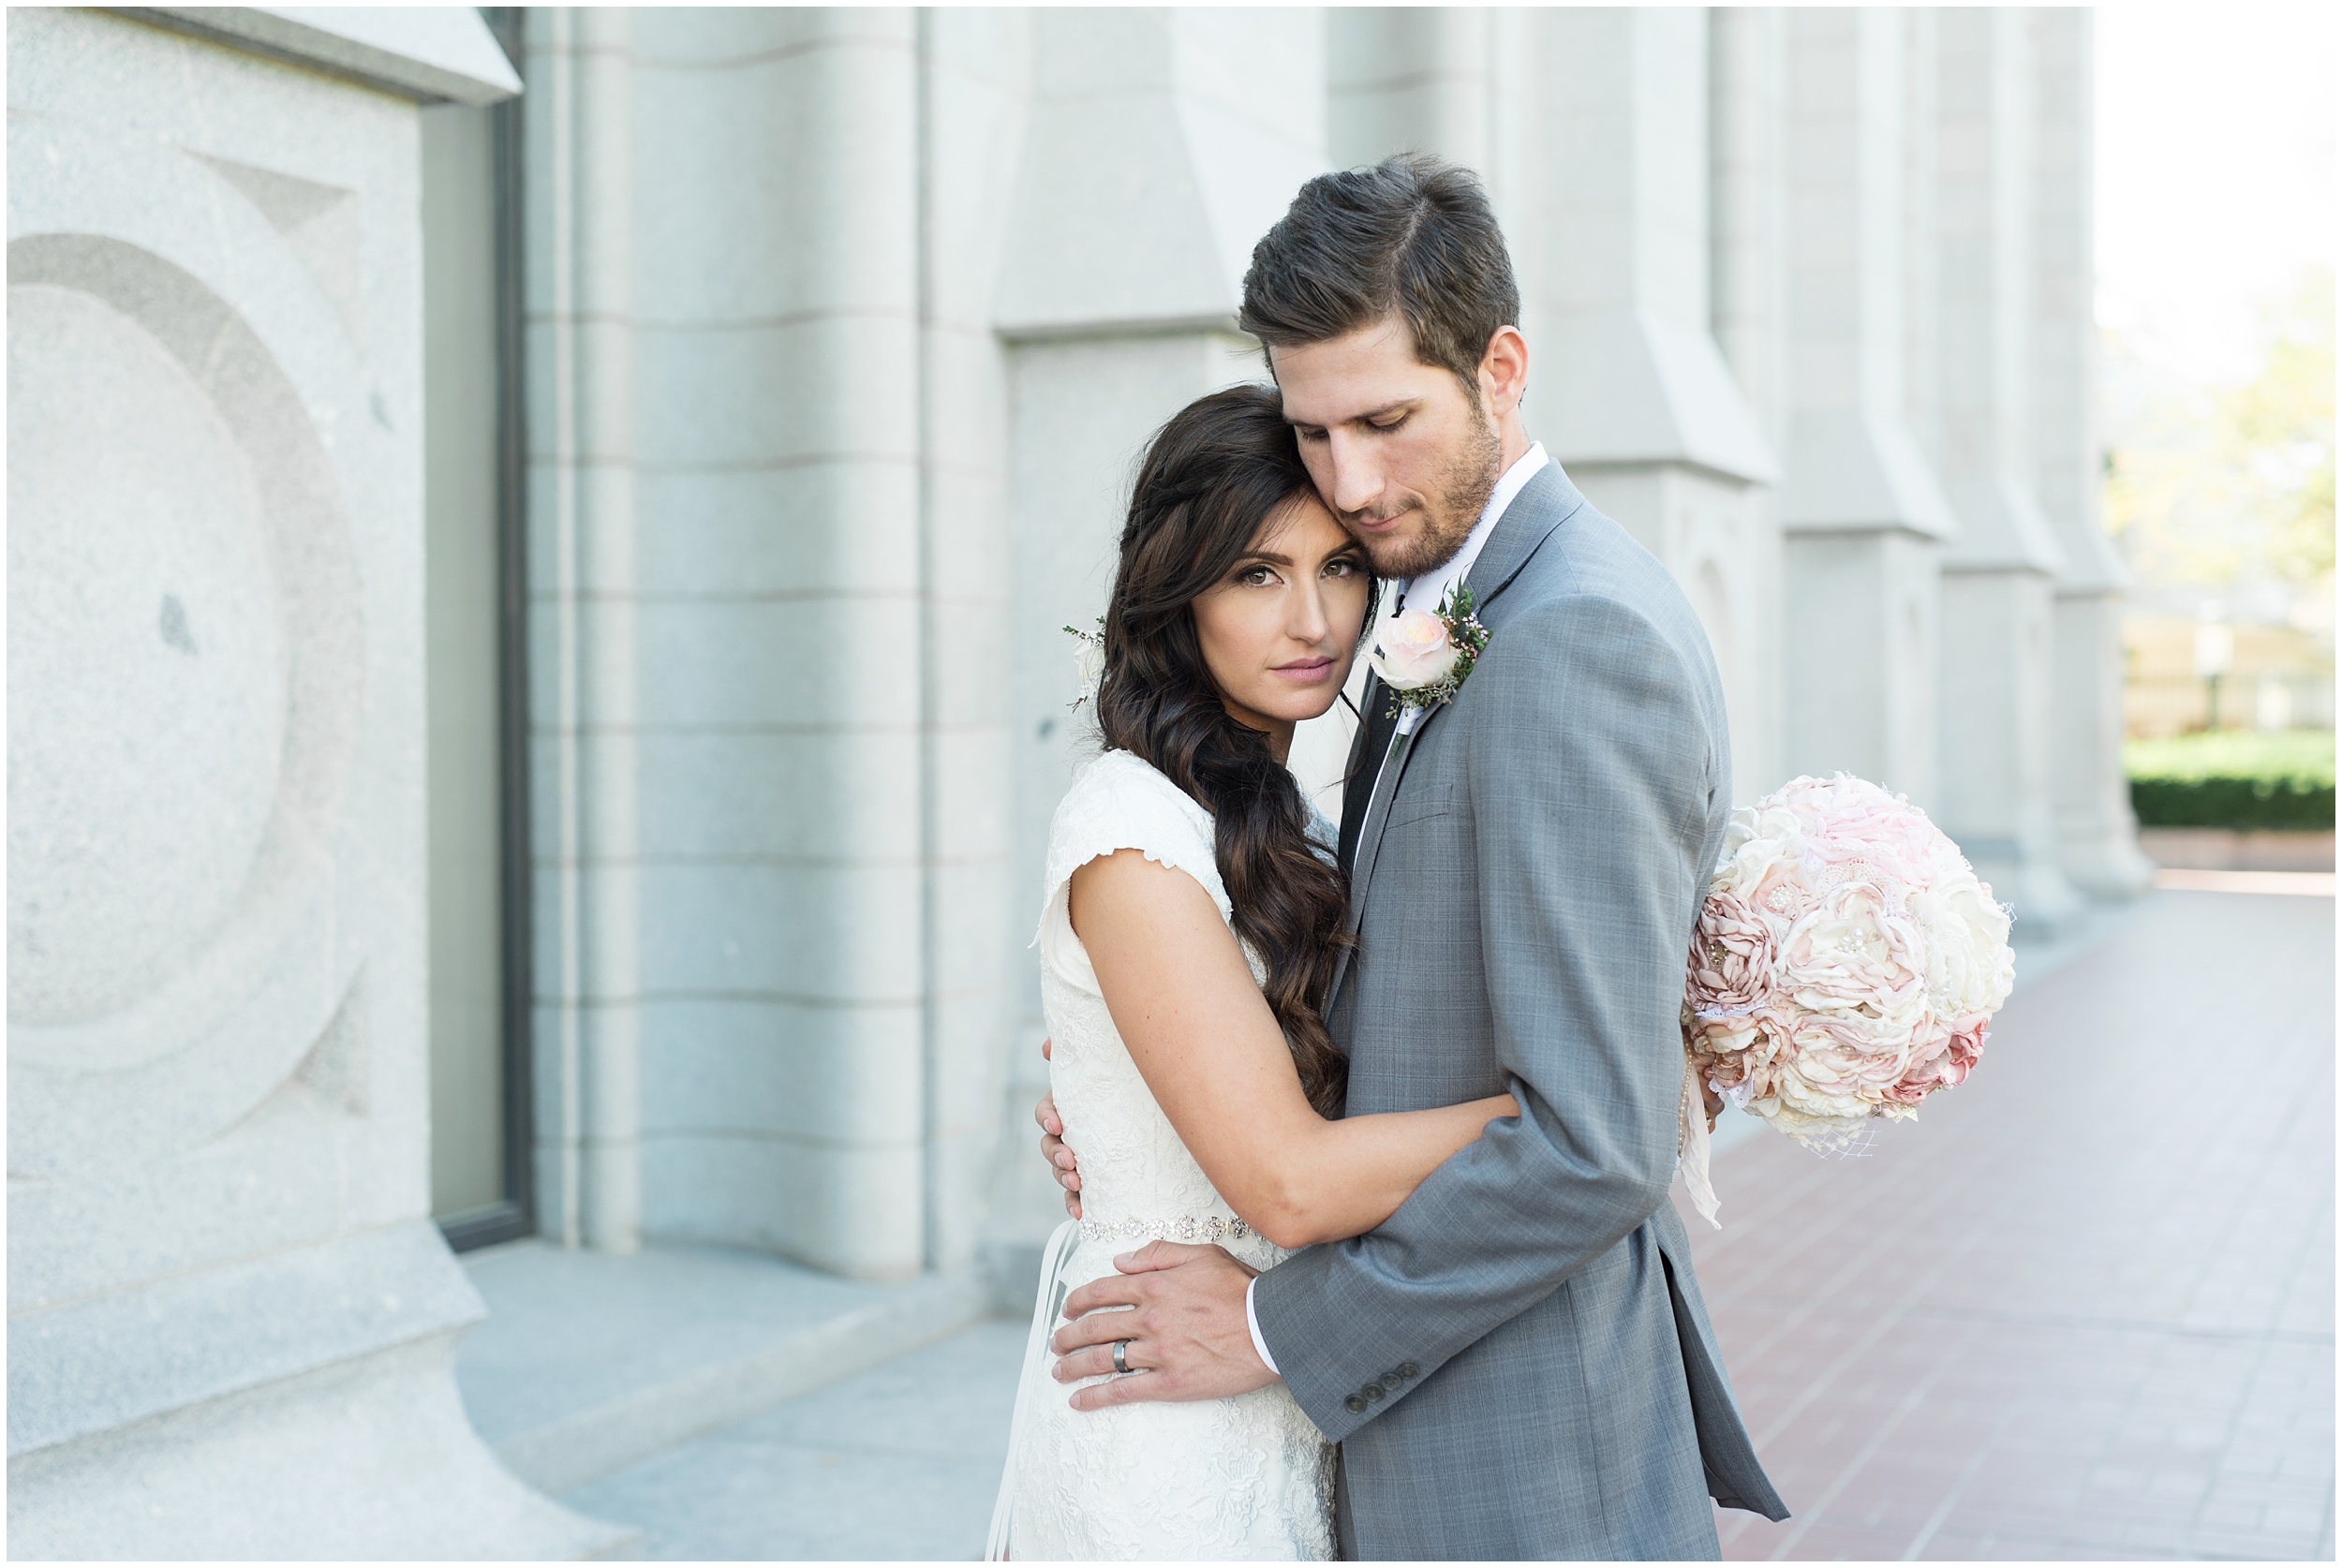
[1243,438,1553,1379]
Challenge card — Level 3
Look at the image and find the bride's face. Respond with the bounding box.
[1190,492,1371,752]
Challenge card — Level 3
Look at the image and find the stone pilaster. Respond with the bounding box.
[1707,6,1791,800]
[1711,7,1789,456]
[1926,7,2088,936]
[1506,7,1782,802]
[518,7,1030,1288]
[1777,8,1957,805]
[525,4,644,1257]
[2030,7,2154,899]
[919,8,1031,1277]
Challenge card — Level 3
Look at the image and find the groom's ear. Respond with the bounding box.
[1478,325,1529,417]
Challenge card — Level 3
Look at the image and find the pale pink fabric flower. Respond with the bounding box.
[1685,890,1779,1014]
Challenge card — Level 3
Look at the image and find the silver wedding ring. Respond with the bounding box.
[1112,1339,1132,1374]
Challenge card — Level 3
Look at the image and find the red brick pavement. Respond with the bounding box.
[1680,890,2335,1561]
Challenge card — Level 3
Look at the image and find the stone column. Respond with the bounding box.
[522,7,1025,1287]
[6,8,615,1555]
[1901,8,1943,501]
[1711,7,1788,455]
[2031,7,2154,898]
[981,7,1330,1296]
[591,8,930,1281]
[1925,7,2087,935]
[1776,8,1957,805]
[919,8,1031,1276]
[526,4,643,1255]
[1505,7,1782,801]
[1708,7,1790,799]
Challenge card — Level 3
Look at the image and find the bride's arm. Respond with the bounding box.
[1070,849,1518,1250]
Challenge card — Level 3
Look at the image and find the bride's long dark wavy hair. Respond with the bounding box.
[1093,384,1372,1117]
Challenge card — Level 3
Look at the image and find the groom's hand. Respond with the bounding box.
[1048,1242,1277,1410]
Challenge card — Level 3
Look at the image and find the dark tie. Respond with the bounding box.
[1339,673,1403,879]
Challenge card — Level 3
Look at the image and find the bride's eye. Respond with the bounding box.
[1324,557,1361,579]
[1236,564,1277,587]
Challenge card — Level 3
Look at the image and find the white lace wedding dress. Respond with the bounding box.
[987,749,1338,1561]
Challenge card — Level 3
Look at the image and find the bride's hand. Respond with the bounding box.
[1034,1050,1082,1220]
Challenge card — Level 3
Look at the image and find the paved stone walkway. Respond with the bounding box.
[562,1321,1027,1560]
[1687,888,2335,1561]
[563,888,2332,1560]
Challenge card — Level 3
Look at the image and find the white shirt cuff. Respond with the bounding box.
[1244,1276,1281,1376]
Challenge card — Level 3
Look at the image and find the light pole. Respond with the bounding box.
[2194,601,2233,732]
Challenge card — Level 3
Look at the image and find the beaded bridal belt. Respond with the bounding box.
[1079,1214,1254,1245]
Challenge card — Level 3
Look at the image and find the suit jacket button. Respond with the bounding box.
[1344,1395,1367,1413]
[1399,1362,1419,1378]
[1364,1383,1385,1400]
[1380,1373,1401,1392]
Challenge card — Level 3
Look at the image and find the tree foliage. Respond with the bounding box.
[2105,268,2335,585]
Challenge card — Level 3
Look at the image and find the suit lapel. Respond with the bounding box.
[1327,714,1412,1009]
[1347,717,1422,924]
[1463,463,1581,618]
[1323,462,1589,1021]
[1339,675,1399,877]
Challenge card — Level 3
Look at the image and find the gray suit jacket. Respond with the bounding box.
[1252,463,1789,1560]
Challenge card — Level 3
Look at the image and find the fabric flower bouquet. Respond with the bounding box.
[1676,775,2015,1224]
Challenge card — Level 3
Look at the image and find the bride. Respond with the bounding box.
[987,385,1519,1561]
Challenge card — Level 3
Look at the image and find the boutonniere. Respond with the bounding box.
[1369,583,1490,720]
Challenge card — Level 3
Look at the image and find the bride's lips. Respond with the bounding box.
[1270,657,1336,683]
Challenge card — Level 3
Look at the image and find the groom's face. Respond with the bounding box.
[1272,314,1503,581]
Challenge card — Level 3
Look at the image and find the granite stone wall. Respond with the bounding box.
[5,8,615,1557]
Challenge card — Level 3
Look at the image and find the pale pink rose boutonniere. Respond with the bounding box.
[1369,584,1490,723]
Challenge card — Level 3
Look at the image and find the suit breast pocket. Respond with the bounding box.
[1385,782,1453,832]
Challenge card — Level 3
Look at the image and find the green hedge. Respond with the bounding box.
[2126,731,2335,830]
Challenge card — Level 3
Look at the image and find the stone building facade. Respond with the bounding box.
[7,7,2148,1556]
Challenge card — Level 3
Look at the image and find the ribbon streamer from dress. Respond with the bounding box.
[1676,1055,1722,1229]
[986,1217,1083,1561]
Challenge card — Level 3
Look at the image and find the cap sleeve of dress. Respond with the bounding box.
[1036,750,1228,991]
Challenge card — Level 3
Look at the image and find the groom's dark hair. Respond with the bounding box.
[1239,153,1520,397]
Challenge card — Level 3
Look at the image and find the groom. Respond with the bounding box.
[1038,154,1787,1558]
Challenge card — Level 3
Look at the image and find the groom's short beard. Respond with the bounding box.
[1367,398,1504,581]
